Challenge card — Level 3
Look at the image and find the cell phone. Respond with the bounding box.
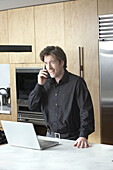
[44,65,50,78]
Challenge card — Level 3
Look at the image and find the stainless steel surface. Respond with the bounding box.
[16,67,42,73]
[0,94,7,106]
[0,0,73,11]
[99,40,113,145]
[99,41,113,107]
[0,105,11,114]
[99,14,113,40]
[0,88,9,106]
[17,104,45,126]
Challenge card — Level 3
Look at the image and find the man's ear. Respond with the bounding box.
[61,60,64,67]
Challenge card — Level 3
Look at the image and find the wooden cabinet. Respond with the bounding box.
[0,11,9,63]
[0,0,101,143]
[34,3,65,63]
[64,1,79,74]
[98,0,113,15]
[64,0,100,143]
[8,7,35,64]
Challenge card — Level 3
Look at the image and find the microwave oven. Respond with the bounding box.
[16,67,46,127]
[16,67,42,104]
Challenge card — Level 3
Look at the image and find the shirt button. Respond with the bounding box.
[55,93,57,96]
[55,103,57,106]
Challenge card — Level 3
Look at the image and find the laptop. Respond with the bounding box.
[1,120,59,150]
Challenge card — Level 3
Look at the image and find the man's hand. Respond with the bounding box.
[38,68,48,85]
[74,137,92,148]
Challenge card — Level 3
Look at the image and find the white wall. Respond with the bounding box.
[0,64,10,93]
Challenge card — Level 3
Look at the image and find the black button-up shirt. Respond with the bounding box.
[28,70,94,140]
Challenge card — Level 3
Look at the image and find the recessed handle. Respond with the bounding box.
[79,47,84,77]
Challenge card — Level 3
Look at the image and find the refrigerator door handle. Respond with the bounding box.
[79,47,83,77]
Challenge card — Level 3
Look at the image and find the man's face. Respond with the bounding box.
[44,55,64,80]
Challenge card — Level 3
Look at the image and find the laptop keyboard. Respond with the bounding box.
[38,139,58,148]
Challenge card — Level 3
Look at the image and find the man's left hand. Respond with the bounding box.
[74,137,92,148]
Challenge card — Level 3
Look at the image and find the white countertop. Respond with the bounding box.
[0,138,113,170]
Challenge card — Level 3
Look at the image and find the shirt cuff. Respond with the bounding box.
[79,131,88,139]
[33,83,44,94]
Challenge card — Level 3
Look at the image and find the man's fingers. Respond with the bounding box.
[88,143,92,147]
[77,141,81,148]
[84,141,87,148]
[80,141,84,148]
[74,141,77,146]
[74,141,92,148]
[74,137,92,148]
[74,143,77,146]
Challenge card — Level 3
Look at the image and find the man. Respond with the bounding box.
[28,46,95,148]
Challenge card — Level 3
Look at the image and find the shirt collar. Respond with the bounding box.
[50,69,69,85]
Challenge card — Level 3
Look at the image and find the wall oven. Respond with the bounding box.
[16,67,45,126]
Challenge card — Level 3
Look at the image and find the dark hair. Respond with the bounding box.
[40,46,67,69]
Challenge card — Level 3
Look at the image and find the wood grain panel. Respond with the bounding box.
[64,1,79,74]
[35,3,65,63]
[80,0,100,144]
[65,0,100,143]
[98,0,113,15]
[8,7,35,63]
[0,11,9,63]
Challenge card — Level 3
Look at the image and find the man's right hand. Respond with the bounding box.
[38,68,48,85]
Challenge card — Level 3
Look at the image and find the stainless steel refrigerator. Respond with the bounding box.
[99,14,113,145]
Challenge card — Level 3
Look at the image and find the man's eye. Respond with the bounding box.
[51,61,55,64]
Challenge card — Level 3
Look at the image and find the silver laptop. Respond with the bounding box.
[1,120,59,150]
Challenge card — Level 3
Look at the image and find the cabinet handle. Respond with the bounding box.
[79,47,84,77]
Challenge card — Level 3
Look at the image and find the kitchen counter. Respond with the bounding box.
[0,138,113,170]
[0,105,11,114]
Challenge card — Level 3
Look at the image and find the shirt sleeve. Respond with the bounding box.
[76,77,95,139]
[28,83,45,112]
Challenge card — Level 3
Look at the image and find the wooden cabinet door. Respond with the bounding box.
[65,0,100,143]
[0,11,9,63]
[64,1,79,75]
[35,3,65,63]
[78,0,100,144]
[98,0,113,15]
[8,7,35,64]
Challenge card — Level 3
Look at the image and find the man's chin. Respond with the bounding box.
[50,74,55,78]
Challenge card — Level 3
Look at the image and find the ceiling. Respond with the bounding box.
[0,0,73,11]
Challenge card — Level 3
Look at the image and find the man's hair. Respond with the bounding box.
[40,46,67,69]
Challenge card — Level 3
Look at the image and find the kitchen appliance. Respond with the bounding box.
[99,14,113,145]
[0,88,10,106]
[1,120,59,150]
[16,68,45,126]
[0,45,32,52]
